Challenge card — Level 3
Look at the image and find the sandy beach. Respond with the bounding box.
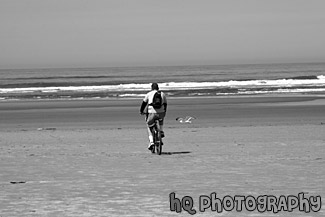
[0,95,324,216]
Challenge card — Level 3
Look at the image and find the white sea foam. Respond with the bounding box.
[119,93,146,98]
[0,76,324,94]
[160,75,325,89]
[238,88,325,95]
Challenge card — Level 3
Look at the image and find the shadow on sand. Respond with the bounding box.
[161,151,191,155]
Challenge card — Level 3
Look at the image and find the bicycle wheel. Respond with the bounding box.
[156,121,162,155]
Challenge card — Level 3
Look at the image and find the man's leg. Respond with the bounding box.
[147,126,154,144]
[158,112,166,138]
[159,123,165,138]
[146,113,155,149]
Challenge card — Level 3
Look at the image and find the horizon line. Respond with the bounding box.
[1,61,325,71]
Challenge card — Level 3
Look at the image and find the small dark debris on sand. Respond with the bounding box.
[37,128,56,131]
[10,181,26,184]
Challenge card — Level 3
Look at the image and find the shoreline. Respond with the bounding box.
[1,91,325,101]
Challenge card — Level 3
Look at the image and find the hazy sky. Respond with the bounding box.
[1,0,325,68]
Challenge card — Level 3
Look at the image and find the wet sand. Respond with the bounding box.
[0,96,325,216]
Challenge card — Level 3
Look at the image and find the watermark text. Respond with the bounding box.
[169,192,322,215]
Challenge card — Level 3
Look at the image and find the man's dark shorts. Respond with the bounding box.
[146,112,166,127]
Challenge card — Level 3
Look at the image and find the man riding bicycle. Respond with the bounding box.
[140,83,167,150]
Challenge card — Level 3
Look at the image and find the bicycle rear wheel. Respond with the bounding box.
[156,121,162,155]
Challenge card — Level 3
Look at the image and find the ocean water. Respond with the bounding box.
[0,62,325,100]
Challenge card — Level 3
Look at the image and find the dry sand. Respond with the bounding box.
[0,96,324,216]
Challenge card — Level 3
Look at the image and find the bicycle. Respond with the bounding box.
[141,113,163,155]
